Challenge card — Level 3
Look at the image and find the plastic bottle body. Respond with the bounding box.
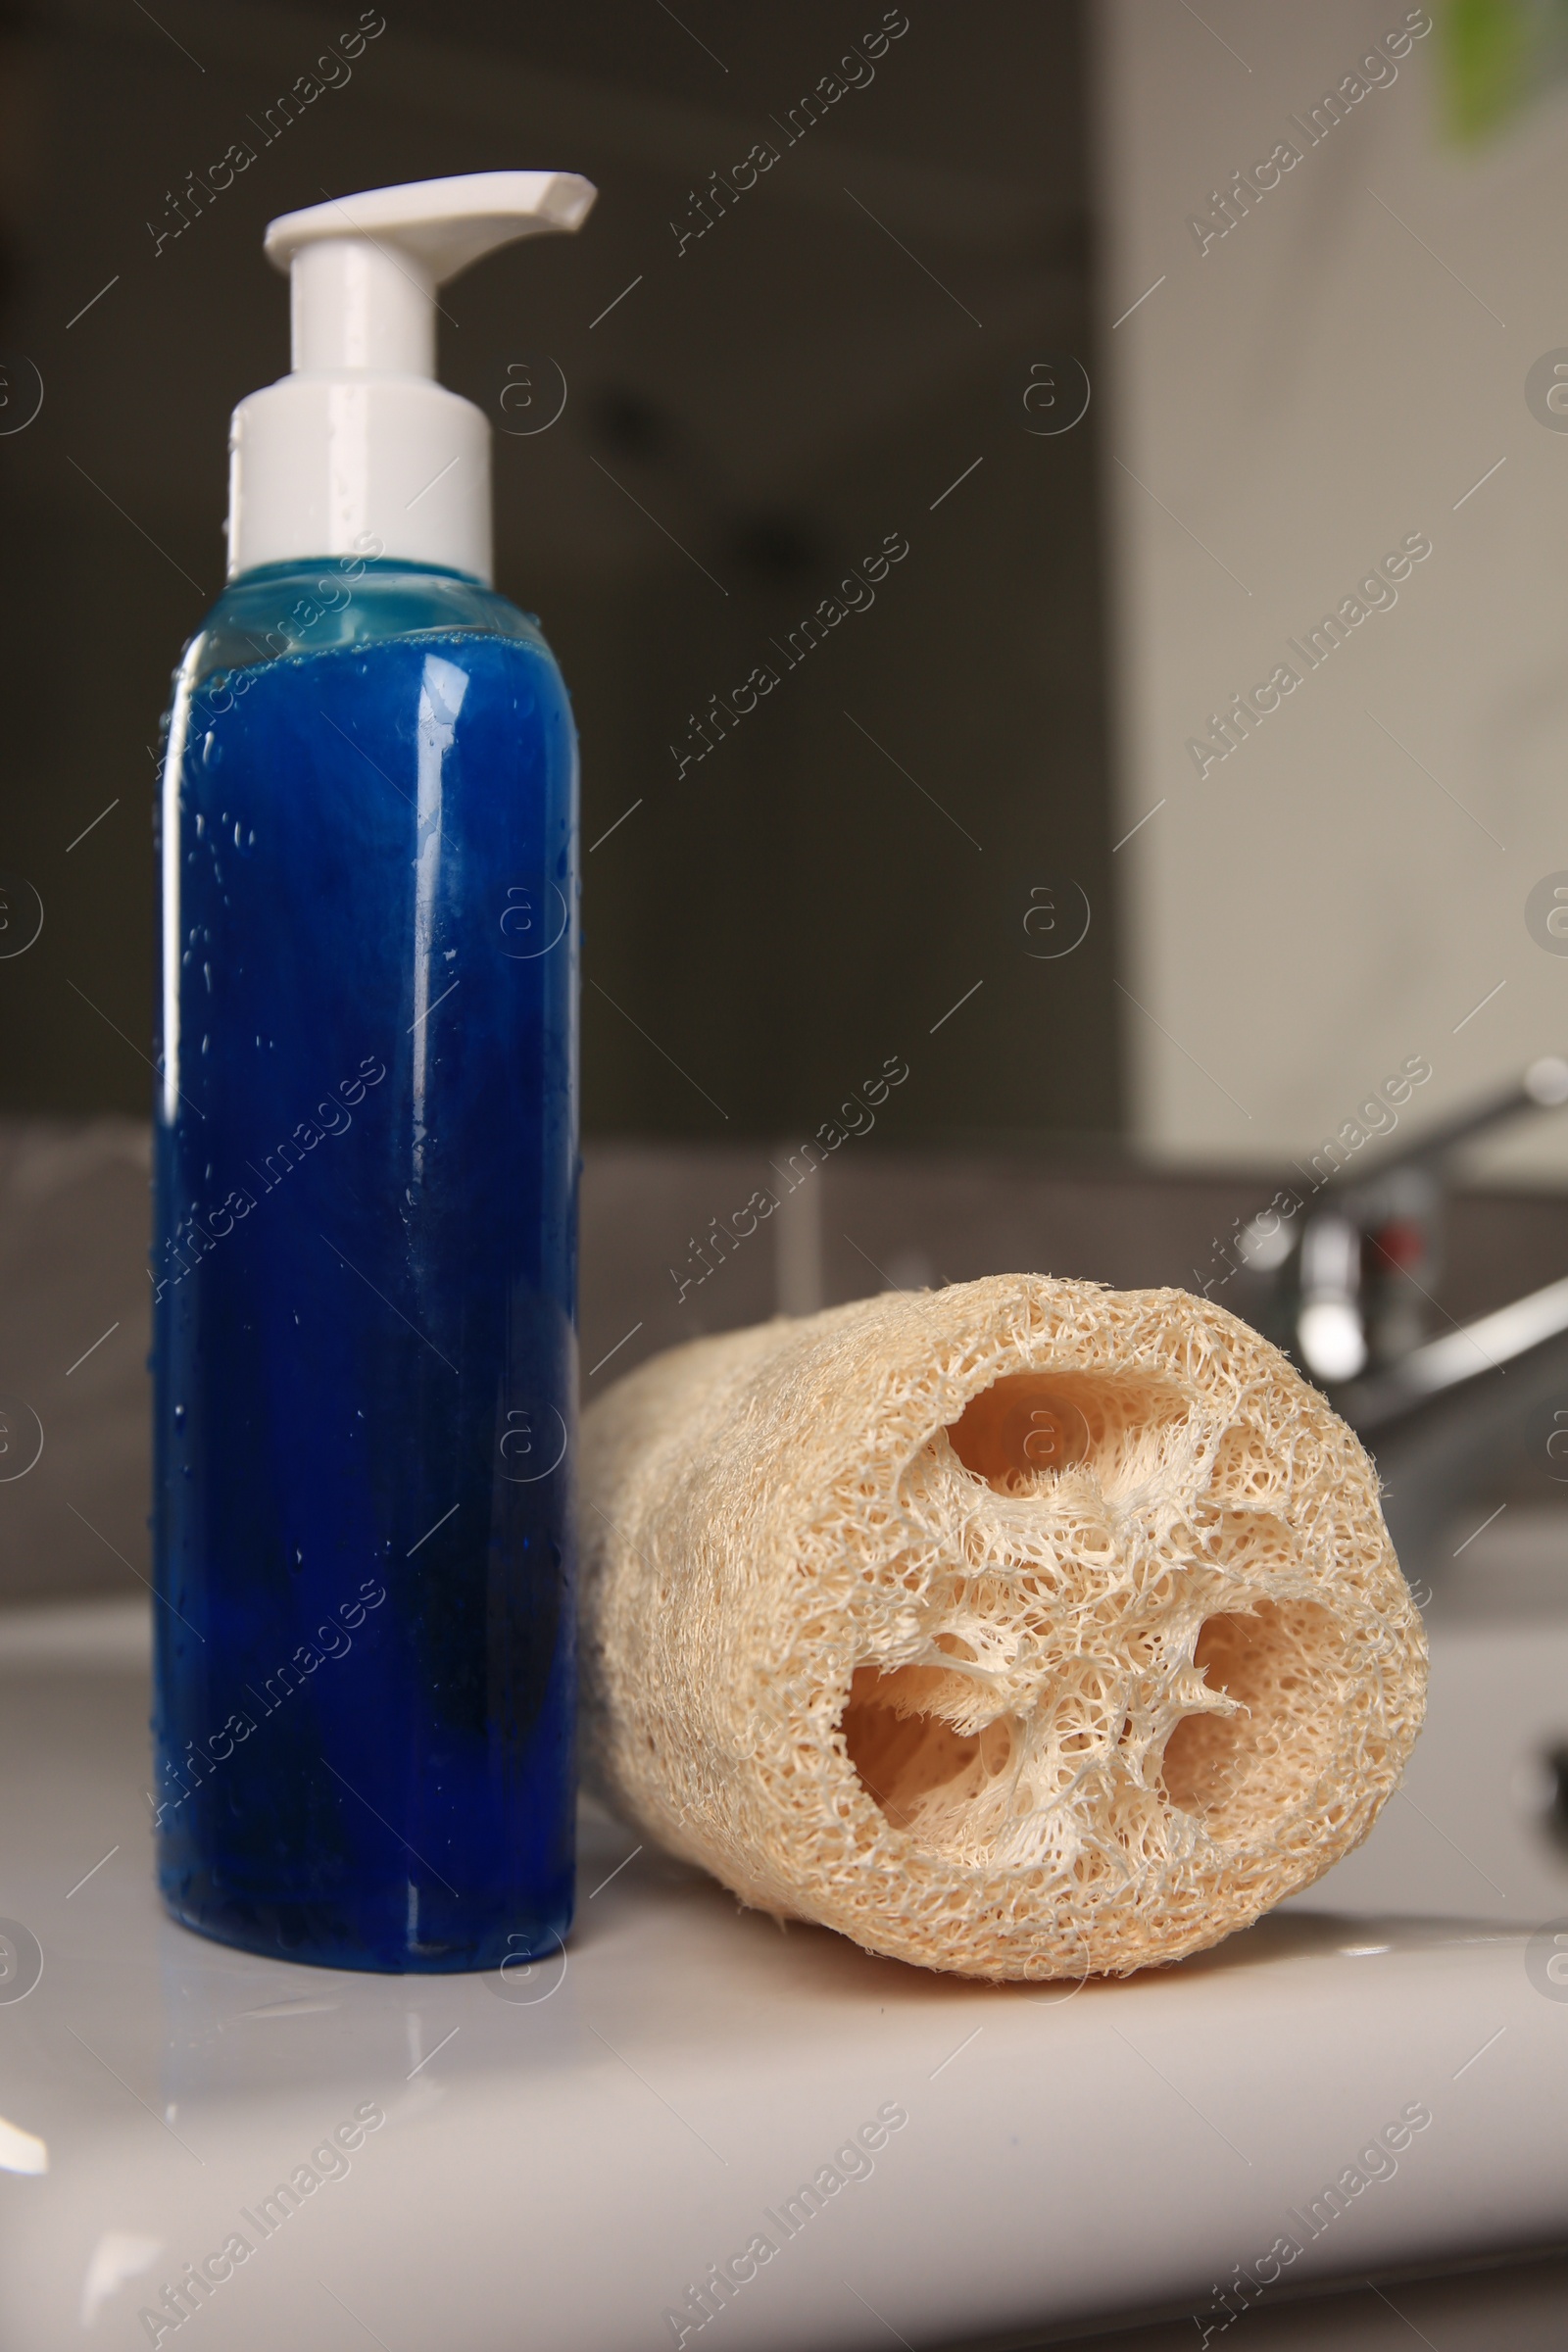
[152,558,577,1973]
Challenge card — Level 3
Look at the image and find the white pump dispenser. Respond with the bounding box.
[226,171,597,585]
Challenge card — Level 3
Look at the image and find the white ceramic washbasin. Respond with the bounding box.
[0,1584,1564,2352]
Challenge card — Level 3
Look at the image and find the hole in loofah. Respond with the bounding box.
[944,1369,1192,1498]
[946,1374,1092,1486]
[840,1665,981,1830]
[1159,1598,1339,1836]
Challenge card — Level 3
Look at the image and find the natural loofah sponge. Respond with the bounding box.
[578,1275,1426,1980]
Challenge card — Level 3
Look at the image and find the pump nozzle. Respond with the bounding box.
[227,171,597,585]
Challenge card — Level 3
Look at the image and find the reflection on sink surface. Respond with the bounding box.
[1292,1509,1568,1925]
[1420,1501,1568,1620]
[1292,1622,1568,1923]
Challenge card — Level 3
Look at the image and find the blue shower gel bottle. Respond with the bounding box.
[152,173,597,1972]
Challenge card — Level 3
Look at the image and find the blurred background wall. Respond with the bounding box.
[8,3,1568,1169]
[1096,0,1568,1182]
[0,0,1118,1151]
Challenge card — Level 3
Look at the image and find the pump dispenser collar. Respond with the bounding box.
[227,172,597,585]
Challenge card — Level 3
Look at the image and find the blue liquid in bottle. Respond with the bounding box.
[152,559,577,1972]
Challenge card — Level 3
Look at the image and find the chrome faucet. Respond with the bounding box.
[1244,1058,1568,1573]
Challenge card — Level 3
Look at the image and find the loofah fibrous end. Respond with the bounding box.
[578,1275,1426,1981]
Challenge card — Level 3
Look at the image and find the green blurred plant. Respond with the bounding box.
[1440,0,1568,141]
